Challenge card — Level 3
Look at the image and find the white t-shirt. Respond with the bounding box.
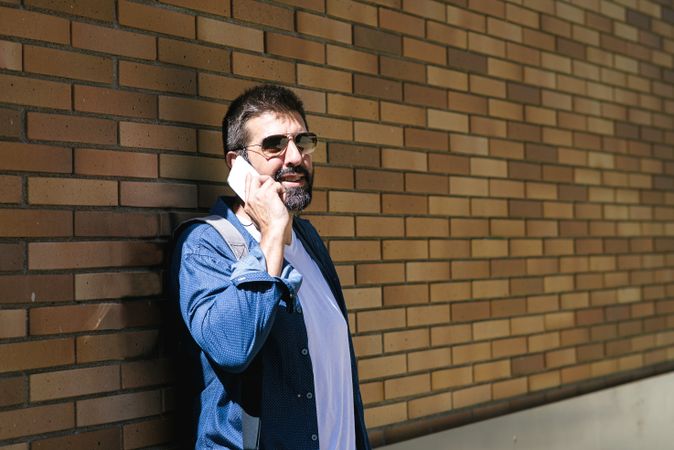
[244,224,356,450]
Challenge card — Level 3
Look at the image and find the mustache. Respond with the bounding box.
[274,166,312,184]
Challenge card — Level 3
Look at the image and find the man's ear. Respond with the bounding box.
[225,151,238,169]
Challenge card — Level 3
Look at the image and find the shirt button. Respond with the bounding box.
[301,348,308,356]
[306,392,313,399]
[295,306,303,314]
[289,292,294,299]
[311,434,318,441]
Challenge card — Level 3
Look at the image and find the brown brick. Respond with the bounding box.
[297,11,351,44]
[159,96,227,127]
[77,330,158,363]
[343,287,382,311]
[0,107,20,138]
[119,0,194,38]
[0,6,69,44]
[0,209,71,237]
[120,122,196,152]
[0,274,73,304]
[405,128,449,151]
[0,74,70,110]
[0,376,24,407]
[432,365,473,390]
[123,416,175,449]
[356,263,405,285]
[32,428,120,450]
[299,64,352,93]
[198,16,263,52]
[159,38,230,72]
[72,22,155,59]
[0,142,71,173]
[28,112,116,145]
[75,85,156,118]
[0,338,74,373]
[30,365,119,401]
[30,301,159,335]
[76,271,160,300]
[29,177,117,206]
[0,403,74,441]
[75,211,158,238]
[0,39,21,70]
[233,52,295,83]
[25,45,113,83]
[232,0,292,30]
[354,26,401,55]
[77,390,162,426]
[120,61,195,95]
[355,74,402,101]
[383,284,429,307]
[161,0,230,15]
[267,32,324,64]
[452,301,490,322]
[29,241,162,270]
[354,169,402,192]
[25,0,113,20]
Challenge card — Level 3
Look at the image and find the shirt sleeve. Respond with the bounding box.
[175,223,302,373]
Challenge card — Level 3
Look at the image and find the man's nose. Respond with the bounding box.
[283,138,303,166]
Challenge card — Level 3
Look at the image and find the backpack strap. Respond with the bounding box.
[177,215,249,260]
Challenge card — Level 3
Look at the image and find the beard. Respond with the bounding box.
[274,166,313,212]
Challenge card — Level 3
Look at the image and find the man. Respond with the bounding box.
[171,84,371,449]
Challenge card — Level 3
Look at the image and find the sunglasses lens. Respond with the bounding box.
[296,133,317,152]
[261,135,289,154]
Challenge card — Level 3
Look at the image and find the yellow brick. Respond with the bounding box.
[329,191,379,213]
[354,121,403,146]
[529,331,560,352]
[408,347,452,371]
[453,384,491,409]
[431,366,473,390]
[384,374,431,400]
[382,148,427,171]
[493,377,528,400]
[474,359,511,382]
[327,93,378,120]
[473,319,510,341]
[329,240,380,262]
[384,328,429,353]
[343,287,382,310]
[352,334,382,357]
[406,262,450,282]
[427,109,469,132]
[511,315,545,335]
[471,239,509,258]
[430,281,472,303]
[359,381,383,405]
[407,304,450,326]
[408,391,452,419]
[430,324,472,346]
[529,370,560,391]
[382,239,428,261]
[364,402,407,428]
[472,279,509,299]
[453,342,491,364]
[427,66,468,90]
[358,354,407,380]
[357,307,406,333]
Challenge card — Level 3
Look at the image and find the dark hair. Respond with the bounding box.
[222,84,308,156]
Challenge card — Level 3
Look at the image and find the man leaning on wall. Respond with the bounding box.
[170,84,371,450]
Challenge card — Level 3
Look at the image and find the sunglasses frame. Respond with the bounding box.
[238,132,318,160]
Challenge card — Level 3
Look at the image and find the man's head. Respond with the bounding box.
[223,84,314,212]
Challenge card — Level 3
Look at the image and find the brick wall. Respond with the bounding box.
[1,0,673,448]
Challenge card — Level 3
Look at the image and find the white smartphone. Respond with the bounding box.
[227,157,258,201]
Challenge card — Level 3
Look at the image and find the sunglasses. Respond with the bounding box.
[239,132,318,159]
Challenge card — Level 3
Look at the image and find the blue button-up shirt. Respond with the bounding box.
[170,197,370,450]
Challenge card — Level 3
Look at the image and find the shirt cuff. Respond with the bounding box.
[230,246,303,308]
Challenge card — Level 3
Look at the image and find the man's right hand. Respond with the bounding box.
[243,173,291,276]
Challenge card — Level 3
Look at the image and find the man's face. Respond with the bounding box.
[241,111,313,212]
